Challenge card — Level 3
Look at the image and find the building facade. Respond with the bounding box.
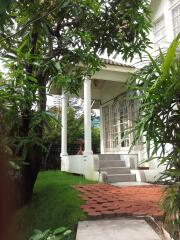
[151,0,180,48]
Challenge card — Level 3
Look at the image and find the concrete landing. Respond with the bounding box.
[112,182,151,187]
[76,219,160,240]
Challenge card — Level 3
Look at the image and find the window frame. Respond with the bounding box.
[169,0,179,7]
[153,15,166,45]
[171,2,180,37]
[102,97,136,152]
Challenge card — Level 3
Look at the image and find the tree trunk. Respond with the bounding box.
[20,74,47,204]
[18,26,48,204]
[0,149,12,240]
[20,145,42,204]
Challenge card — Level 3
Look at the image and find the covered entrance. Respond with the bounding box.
[59,59,148,182]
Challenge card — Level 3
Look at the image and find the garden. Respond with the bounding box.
[0,0,179,240]
[11,171,94,240]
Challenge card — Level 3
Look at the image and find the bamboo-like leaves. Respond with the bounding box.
[128,35,180,232]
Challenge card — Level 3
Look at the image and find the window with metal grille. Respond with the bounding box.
[153,16,166,45]
[172,4,180,37]
[111,104,119,148]
[118,100,130,148]
[102,98,137,151]
[102,105,111,149]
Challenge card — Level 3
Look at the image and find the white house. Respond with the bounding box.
[60,0,180,183]
[150,0,180,50]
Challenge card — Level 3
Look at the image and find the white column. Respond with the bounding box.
[60,88,68,157]
[84,77,93,155]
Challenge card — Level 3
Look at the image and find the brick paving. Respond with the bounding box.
[74,184,164,219]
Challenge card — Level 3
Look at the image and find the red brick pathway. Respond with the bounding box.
[74,184,164,219]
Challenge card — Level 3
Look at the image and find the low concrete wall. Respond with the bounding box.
[143,169,163,182]
[61,155,85,175]
[131,169,163,183]
[61,154,103,182]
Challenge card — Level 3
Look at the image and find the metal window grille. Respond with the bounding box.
[153,16,166,45]
[102,98,137,151]
[102,105,111,149]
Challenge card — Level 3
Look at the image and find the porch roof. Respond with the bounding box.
[92,58,135,83]
[101,58,135,69]
[78,59,135,104]
[50,58,136,106]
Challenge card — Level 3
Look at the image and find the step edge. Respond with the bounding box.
[101,167,130,169]
[107,174,136,177]
[100,160,125,163]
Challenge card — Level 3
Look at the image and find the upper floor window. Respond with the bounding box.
[170,0,179,6]
[172,4,180,37]
[153,16,166,45]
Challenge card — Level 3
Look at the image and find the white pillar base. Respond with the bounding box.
[60,152,68,157]
[83,155,95,179]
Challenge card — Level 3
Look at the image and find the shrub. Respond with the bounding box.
[29,227,71,240]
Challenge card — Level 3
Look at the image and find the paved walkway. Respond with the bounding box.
[76,219,160,240]
[74,184,164,219]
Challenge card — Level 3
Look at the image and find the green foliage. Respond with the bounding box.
[47,104,100,146]
[0,0,15,30]
[0,1,151,70]
[162,184,180,238]
[67,107,84,145]
[92,127,100,147]
[66,107,100,152]
[0,0,151,199]
[129,34,180,172]
[128,34,180,235]
[0,71,58,167]
[29,227,71,240]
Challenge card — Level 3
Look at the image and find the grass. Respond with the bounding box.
[12,171,95,240]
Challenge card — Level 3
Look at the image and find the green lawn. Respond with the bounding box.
[13,171,95,240]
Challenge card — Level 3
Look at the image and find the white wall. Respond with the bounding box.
[151,0,175,45]
[61,155,85,175]
[61,154,104,182]
[132,0,179,68]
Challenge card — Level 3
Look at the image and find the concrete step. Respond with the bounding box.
[107,174,136,183]
[100,167,130,175]
[100,160,126,168]
[98,154,121,161]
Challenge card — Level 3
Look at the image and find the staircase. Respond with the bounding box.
[99,154,136,183]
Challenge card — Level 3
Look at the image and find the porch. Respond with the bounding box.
[60,59,161,183]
